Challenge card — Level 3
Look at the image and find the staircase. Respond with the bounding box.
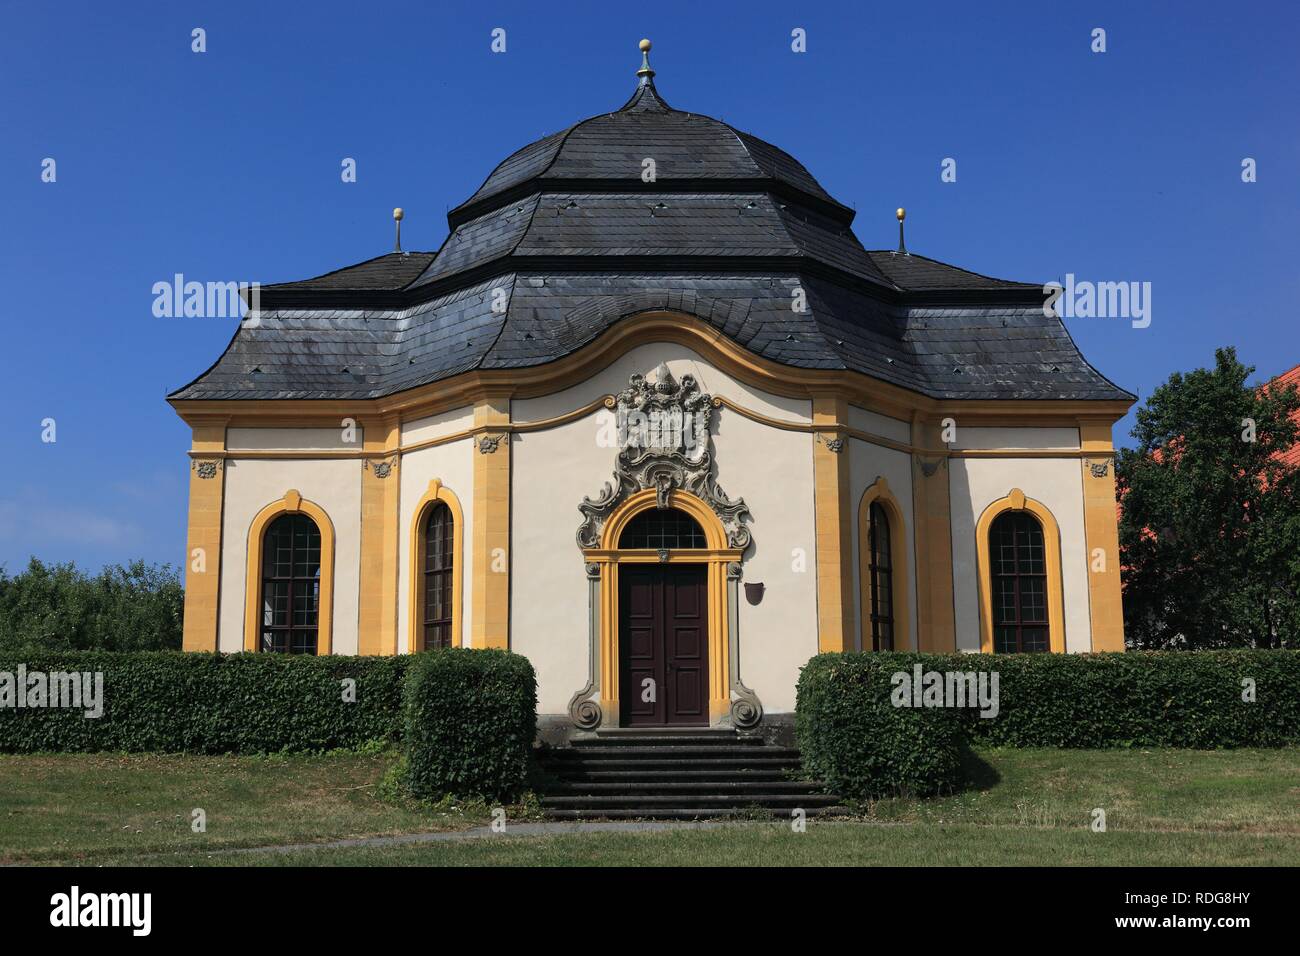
[536,728,842,820]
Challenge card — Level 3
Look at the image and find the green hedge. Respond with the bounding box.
[402,648,537,802]
[942,650,1300,748]
[0,651,409,753]
[796,651,1300,799]
[795,653,965,799]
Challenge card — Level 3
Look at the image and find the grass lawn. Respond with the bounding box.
[0,752,491,865]
[2,747,1297,866]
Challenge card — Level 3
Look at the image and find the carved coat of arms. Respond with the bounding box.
[576,363,751,549]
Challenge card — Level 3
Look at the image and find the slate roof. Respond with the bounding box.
[171,67,1132,405]
[450,83,847,224]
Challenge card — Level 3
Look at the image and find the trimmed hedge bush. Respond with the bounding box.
[796,653,965,799]
[403,648,537,802]
[797,650,1300,799]
[941,650,1300,748]
[0,651,409,753]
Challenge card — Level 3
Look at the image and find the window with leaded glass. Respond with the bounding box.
[260,513,322,654]
[618,508,708,549]
[990,511,1049,653]
[422,502,455,650]
[868,501,894,651]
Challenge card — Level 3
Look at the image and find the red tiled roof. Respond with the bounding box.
[1267,363,1300,469]
[1116,363,1300,523]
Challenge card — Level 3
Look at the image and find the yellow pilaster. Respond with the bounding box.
[357,415,401,655]
[1080,419,1126,651]
[471,393,511,648]
[812,395,854,652]
[182,418,227,652]
[910,415,956,652]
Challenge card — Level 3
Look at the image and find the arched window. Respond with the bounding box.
[867,502,894,651]
[422,502,455,650]
[858,478,909,653]
[990,511,1049,652]
[618,508,708,549]
[260,513,322,654]
[407,480,464,654]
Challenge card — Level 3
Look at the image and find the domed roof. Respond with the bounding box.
[169,42,1133,407]
[401,53,894,294]
[449,79,849,227]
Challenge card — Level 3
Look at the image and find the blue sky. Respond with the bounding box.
[2,0,1297,574]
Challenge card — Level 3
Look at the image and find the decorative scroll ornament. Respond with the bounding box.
[1087,458,1111,478]
[724,561,763,729]
[193,459,222,479]
[568,562,606,730]
[576,363,751,549]
[364,457,395,478]
[477,434,504,455]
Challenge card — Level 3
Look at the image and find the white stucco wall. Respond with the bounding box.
[397,437,475,653]
[951,426,1079,450]
[511,343,818,716]
[848,404,911,445]
[226,427,363,451]
[401,406,474,446]
[948,456,1092,653]
[848,438,918,652]
[218,457,363,654]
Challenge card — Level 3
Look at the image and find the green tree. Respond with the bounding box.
[1116,348,1300,648]
[0,559,183,652]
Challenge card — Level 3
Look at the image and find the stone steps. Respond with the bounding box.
[536,729,842,820]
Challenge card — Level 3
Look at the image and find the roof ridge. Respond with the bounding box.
[263,250,435,290]
[616,78,673,112]
[866,250,1039,287]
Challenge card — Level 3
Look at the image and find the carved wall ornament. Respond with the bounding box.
[477,434,505,455]
[1088,459,1111,478]
[364,457,395,478]
[818,433,845,453]
[193,459,222,479]
[916,455,947,478]
[726,571,763,729]
[568,560,606,730]
[576,363,752,549]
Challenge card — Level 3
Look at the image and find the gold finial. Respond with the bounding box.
[637,38,655,83]
[896,207,906,221]
[393,207,404,253]
[895,207,908,255]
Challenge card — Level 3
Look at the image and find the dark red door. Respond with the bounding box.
[619,564,708,726]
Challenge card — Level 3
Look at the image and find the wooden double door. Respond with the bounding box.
[618,564,709,726]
